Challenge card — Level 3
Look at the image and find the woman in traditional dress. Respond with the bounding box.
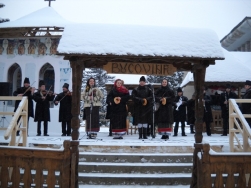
[106,79,129,139]
[154,79,175,139]
[81,77,104,139]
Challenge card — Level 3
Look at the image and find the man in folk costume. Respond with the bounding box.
[187,93,196,134]
[202,87,213,136]
[173,87,188,136]
[154,79,175,139]
[240,80,251,127]
[106,79,130,139]
[54,83,72,136]
[81,77,104,139]
[33,80,55,136]
[13,77,35,136]
[220,84,238,136]
[132,76,153,139]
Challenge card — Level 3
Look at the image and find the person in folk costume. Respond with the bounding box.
[33,80,55,136]
[202,86,213,136]
[81,77,104,138]
[220,84,238,136]
[54,83,72,136]
[186,93,196,134]
[240,80,251,127]
[106,79,130,139]
[132,76,153,139]
[173,87,188,136]
[13,77,35,136]
[154,79,175,139]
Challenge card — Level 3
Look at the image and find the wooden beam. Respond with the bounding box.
[70,57,84,188]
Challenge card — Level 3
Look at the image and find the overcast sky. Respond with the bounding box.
[0,0,251,39]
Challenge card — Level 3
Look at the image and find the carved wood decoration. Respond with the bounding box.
[103,62,177,75]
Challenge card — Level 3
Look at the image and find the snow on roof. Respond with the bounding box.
[58,23,224,58]
[180,48,251,87]
[0,7,72,28]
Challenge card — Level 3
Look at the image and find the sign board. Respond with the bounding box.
[103,62,177,76]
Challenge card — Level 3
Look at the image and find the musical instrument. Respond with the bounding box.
[176,97,182,111]
[59,90,72,102]
[23,81,36,95]
[202,99,207,112]
[142,98,147,106]
[114,97,120,104]
[161,98,166,105]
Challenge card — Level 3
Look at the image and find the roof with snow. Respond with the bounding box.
[220,17,251,51]
[0,7,71,28]
[58,23,224,59]
[180,48,251,87]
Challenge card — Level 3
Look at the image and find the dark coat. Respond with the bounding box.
[173,95,188,122]
[54,92,72,122]
[106,88,130,117]
[203,94,213,123]
[154,86,175,124]
[241,88,251,115]
[33,91,54,122]
[220,91,238,118]
[187,98,195,125]
[13,87,34,118]
[106,88,130,131]
[132,85,153,125]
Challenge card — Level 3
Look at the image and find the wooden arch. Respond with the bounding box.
[59,53,223,187]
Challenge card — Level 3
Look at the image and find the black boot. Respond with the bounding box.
[147,124,151,136]
[173,122,178,136]
[37,121,41,136]
[143,128,148,139]
[138,127,142,139]
[190,124,195,133]
[181,125,187,136]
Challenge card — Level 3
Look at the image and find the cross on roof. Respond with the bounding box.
[44,0,55,7]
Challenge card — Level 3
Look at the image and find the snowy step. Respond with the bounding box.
[79,162,193,174]
[79,152,193,163]
[78,173,192,185]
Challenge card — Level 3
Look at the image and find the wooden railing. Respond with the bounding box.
[0,96,28,146]
[196,143,251,188]
[0,140,75,188]
[229,99,251,152]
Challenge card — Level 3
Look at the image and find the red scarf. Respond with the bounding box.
[114,79,129,94]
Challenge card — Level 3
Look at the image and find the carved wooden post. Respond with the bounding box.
[190,62,208,188]
[70,57,84,188]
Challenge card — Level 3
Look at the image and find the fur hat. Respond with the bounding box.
[245,80,251,86]
[139,76,146,82]
[177,87,182,93]
[23,77,30,84]
[226,84,231,89]
[39,80,45,87]
[62,83,69,89]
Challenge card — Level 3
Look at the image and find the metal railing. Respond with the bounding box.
[0,96,28,146]
[229,99,251,152]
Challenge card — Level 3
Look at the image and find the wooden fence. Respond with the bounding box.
[196,143,251,188]
[0,140,76,188]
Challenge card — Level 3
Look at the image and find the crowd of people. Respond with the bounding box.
[13,76,251,140]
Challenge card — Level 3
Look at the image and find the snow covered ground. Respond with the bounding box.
[0,102,238,152]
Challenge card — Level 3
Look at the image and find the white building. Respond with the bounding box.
[0,7,72,97]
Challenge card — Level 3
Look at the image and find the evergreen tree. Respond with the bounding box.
[0,4,10,23]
